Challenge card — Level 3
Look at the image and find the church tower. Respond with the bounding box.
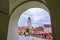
[27,17,31,27]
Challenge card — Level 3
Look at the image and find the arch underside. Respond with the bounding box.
[7,1,50,40]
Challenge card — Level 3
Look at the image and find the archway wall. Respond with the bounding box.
[0,12,9,40]
[9,0,27,15]
[9,0,47,15]
[7,1,50,40]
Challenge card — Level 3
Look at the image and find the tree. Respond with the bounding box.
[26,27,30,33]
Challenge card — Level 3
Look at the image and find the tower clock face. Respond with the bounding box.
[18,8,52,40]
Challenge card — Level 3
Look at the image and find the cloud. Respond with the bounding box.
[18,8,51,27]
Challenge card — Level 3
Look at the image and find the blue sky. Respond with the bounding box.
[18,8,51,28]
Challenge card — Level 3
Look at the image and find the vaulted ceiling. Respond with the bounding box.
[0,0,60,16]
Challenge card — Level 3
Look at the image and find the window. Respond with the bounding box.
[18,8,52,40]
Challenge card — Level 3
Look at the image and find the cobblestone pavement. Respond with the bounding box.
[19,35,49,40]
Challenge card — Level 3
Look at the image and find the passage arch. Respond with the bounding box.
[7,1,51,40]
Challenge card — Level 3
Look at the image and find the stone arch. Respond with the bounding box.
[10,0,47,15]
[7,1,50,40]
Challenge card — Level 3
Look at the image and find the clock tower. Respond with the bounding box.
[27,17,31,27]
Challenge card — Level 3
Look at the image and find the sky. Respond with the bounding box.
[18,8,51,28]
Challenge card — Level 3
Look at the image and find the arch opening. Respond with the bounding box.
[7,1,53,40]
[18,8,52,40]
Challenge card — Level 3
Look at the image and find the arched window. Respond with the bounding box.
[18,8,52,40]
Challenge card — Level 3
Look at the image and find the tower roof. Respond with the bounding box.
[28,17,31,20]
